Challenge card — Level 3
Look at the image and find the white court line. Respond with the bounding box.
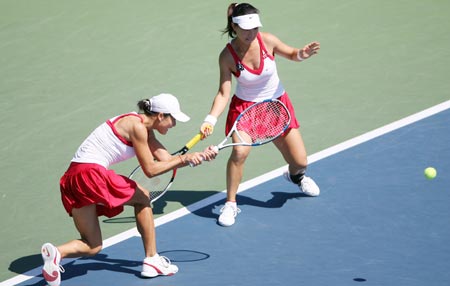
[2,100,449,286]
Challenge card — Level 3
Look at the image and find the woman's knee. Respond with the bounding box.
[230,146,251,163]
[126,185,151,206]
[81,239,103,256]
[87,243,103,256]
[292,155,308,169]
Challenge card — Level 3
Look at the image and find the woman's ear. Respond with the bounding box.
[156,112,165,121]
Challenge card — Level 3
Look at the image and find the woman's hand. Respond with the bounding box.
[184,152,205,167]
[200,122,214,139]
[299,41,320,60]
[200,114,217,139]
[201,145,219,161]
[184,145,218,167]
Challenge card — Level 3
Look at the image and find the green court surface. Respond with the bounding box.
[1,0,449,282]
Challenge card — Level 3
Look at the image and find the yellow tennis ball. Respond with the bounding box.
[424,167,437,180]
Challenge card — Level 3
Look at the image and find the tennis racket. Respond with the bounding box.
[129,133,202,203]
[213,99,291,152]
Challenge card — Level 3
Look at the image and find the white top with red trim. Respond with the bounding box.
[227,33,285,102]
[71,112,142,168]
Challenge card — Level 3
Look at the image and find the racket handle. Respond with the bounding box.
[185,133,202,150]
[177,133,203,155]
[212,146,219,153]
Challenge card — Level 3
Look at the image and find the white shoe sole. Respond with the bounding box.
[41,243,61,286]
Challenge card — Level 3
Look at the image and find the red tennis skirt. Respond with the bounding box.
[60,162,137,218]
[225,92,300,135]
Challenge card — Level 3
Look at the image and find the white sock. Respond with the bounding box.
[225,201,237,209]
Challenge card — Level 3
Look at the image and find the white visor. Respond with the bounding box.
[232,14,262,30]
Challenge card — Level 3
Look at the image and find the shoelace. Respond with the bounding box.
[302,177,316,189]
[301,178,310,188]
[220,205,241,215]
[159,256,172,267]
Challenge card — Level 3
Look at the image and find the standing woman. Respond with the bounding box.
[41,93,217,286]
[200,3,321,227]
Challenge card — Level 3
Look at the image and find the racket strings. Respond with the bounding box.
[131,168,175,202]
[236,101,290,144]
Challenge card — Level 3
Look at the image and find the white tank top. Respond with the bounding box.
[71,112,142,168]
[227,33,285,102]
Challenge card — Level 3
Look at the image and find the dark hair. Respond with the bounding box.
[222,3,259,38]
[137,99,170,117]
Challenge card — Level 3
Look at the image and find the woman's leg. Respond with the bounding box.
[226,131,253,201]
[273,128,308,175]
[125,184,155,257]
[42,204,102,286]
[127,184,178,277]
[274,128,320,196]
[226,144,252,202]
[58,204,103,258]
[218,133,252,226]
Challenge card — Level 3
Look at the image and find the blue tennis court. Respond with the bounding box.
[6,103,449,286]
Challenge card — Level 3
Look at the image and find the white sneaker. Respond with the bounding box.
[41,243,65,286]
[300,176,320,196]
[283,171,320,197]
[218,201,241,227]
[141,254,178,278]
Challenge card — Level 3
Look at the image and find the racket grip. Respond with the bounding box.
[212,146,219,153]
[185,133,202,150]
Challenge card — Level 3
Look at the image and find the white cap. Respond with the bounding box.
[232,13,262,30]
[150,93,190,122]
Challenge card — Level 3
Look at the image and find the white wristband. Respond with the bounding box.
[204,114,217,126]
[297,50,304,61]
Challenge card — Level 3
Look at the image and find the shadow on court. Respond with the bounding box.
[191,191,310,221]
[9,254,42,277]
[17,250,212,286]
[103,190,220,224]
[20,254,142,286]
[103,190,309,224]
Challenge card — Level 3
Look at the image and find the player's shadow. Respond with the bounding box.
[192,191,307,221]
[103,189,220,224]
[9,254,43,278]
[17,250,209,286]
[103,189,306,224]
[17,253,144,286]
